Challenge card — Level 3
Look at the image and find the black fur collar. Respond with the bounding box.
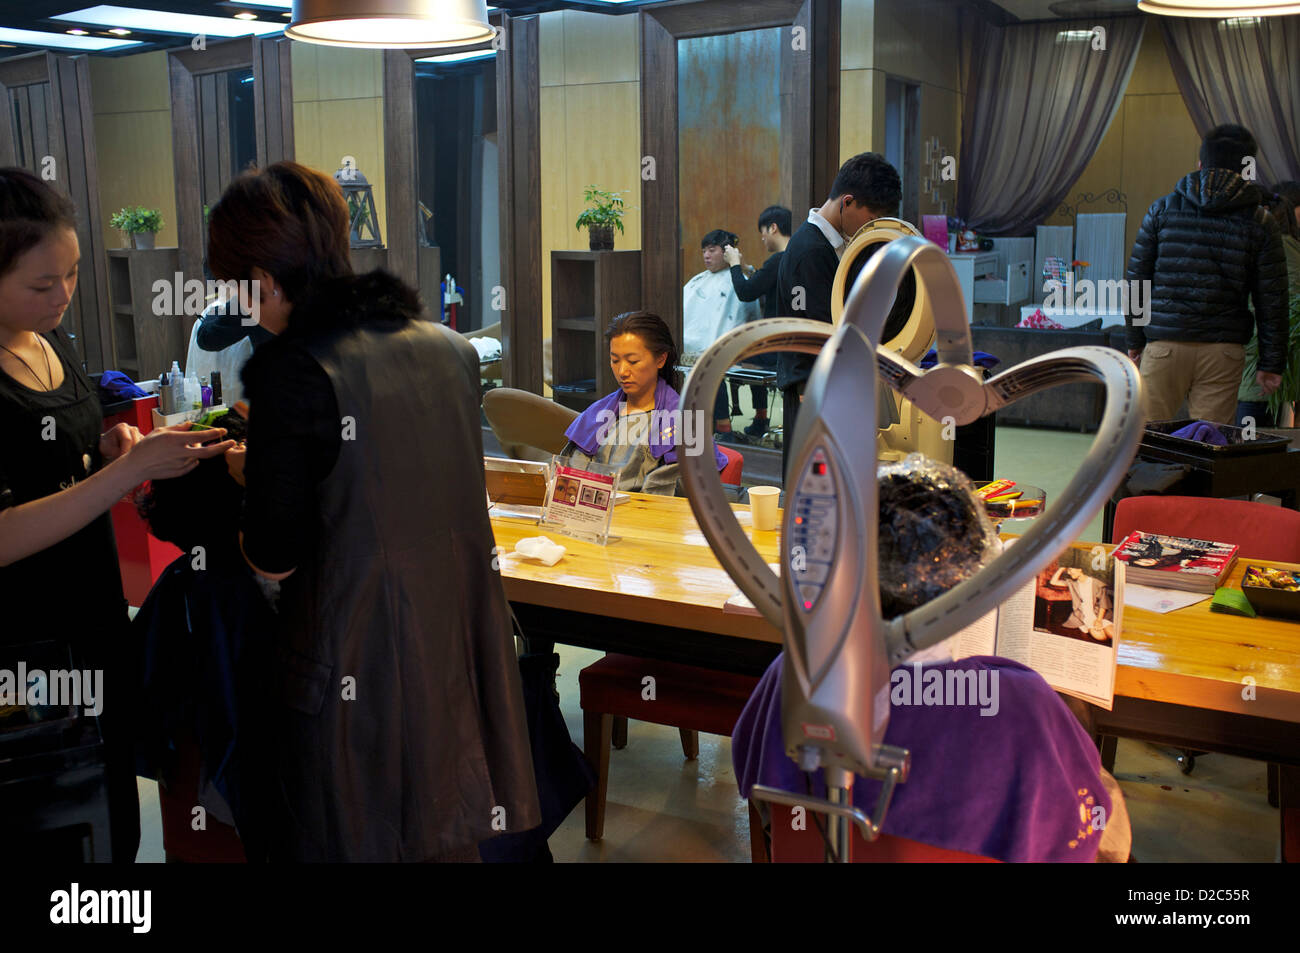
[284,269,425,341]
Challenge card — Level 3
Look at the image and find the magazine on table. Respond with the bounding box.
[950,541,1123,710]
[1112,530,1238,593]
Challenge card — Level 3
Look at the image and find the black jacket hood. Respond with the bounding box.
[1175,169,1263,214]
[285,269,425,342]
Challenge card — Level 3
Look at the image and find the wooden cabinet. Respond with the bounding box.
[107,249,187,382]
[550,251,641,411]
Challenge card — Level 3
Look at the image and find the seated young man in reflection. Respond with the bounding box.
[561,311,727,495]
[732,457,1131,863]
[683,229,761,443]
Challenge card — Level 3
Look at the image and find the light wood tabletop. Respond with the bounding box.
[492,492,783,643]
[491,494,1300,723]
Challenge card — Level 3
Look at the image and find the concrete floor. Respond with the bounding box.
[132,425,1282,862]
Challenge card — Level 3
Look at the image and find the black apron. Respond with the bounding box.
[0,328,138,860]
[269,320,541,861]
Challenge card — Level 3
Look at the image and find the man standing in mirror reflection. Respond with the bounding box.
[776,152,902,473]
[683,228,761,443]
[725,205,791,440]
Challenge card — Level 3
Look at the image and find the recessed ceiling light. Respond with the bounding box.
[107,28,131,35]
[67,29,89,35]
[0,26,141,50]
[234,12,258,20]
[52,5,284,37]
[232,0,291,7]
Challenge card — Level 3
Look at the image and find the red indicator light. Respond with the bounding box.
[803,600,812,609]
[813,462,826,475]
[795,516,803,524]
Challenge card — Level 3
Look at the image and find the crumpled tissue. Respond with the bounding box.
[515,536,566,566]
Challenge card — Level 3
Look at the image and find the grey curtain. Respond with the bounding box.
[1160,15,1300,185]
[956,16,1146,236]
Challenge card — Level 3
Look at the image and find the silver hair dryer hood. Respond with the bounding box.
[678,236,1145,858]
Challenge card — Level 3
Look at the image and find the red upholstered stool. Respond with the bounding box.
[578,653,759,840]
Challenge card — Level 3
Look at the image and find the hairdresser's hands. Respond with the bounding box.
[723,245,742,268]
[225,444,247,487]
[99,423,142,462]
[125,423,236,482]
[1257,371,1282,396]
[1128,348,1143,365]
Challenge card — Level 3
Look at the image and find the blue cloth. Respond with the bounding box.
[918,349,1001,370]
[1170,420,1227,445]
[565,377,728,471]
[131,552,273,860]
[732,653,1113,862]
[97,370,147,400]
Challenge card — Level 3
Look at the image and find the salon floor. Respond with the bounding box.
[130,427,1280,862]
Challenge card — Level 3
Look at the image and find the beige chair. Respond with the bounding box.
[483,387,578,463]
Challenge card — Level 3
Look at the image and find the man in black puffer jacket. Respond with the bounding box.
[1125,124,1288,424]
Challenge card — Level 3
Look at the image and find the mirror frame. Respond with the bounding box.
[639,0,840,350]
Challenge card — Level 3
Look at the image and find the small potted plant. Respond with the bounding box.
[110,206,164,250]
[574,186,626,251]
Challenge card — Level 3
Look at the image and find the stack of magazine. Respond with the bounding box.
[1112,531,1238,594]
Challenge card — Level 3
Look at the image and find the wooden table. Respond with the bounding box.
[492,497,1300,763]
[492,493,783,674]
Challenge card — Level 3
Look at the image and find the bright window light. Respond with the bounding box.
[0,26,142,50]
[52,5,284,37]
[415,49,496,63]
[1056,29,1096,41]
[1222,15,1262,24]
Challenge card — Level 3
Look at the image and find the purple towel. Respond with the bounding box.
[98,369,147,400]
[919,349,1001,370]
[732,654,1112,862]
[1170,421,1227,445]
[565,377,727,471]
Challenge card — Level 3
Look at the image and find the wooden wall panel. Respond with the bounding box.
[640,13,679,345]
[383,50,416,286]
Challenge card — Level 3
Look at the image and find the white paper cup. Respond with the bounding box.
[748,486,780,532]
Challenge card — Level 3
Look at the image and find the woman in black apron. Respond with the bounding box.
[0,168,234,860]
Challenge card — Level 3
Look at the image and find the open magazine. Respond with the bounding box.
[950,541,1122,709]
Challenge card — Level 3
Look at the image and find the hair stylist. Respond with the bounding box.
[208,161,539,862]
[0,168,234,860]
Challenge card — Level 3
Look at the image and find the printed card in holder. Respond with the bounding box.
[540,455,618,545]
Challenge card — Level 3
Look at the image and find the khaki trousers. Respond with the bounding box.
[1139,340,1245,424]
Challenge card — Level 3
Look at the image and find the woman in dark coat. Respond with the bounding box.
[208,161,539,861]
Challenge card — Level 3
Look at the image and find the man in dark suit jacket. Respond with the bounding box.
[777,152,903,474]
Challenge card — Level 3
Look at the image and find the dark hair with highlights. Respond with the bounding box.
[207,161,352,304]
[604,311,681,391]
[0,167,78,279]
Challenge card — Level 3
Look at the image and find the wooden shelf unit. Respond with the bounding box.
[550,250,641,411]
[107,248,187,382]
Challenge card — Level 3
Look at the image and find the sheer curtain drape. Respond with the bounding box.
[1160,15,1300,185]
[956,16,1146,236]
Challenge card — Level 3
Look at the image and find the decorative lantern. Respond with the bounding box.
[334,166,382,248]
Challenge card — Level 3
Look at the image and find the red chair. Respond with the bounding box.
[755,802,999,862]
[1109,495,1300,860]
[578,653,759,840]
[718,444,744,485]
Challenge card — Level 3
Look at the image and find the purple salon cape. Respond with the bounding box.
[565,376,728,471]
[733,654,1113,862]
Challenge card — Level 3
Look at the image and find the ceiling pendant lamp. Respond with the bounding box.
[286,0,494,49]
[1136,0,1300,15]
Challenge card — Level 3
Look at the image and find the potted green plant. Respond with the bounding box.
[110,206,164,250]
[574,186,626,251]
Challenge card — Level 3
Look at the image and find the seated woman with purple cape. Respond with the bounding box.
[733,456,1131,863]
[560,311,727,496]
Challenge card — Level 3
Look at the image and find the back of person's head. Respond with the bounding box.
[137,411,246,557]
[1199,124,1257,174]
[1274,180,1300,207]
[1264,190,1299,240]
[0,167,77,279]
[604,310,682,391]
[701,228,738,249]
[207,161,352,304]
[758,205,792,237]
[830,152,902,217]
